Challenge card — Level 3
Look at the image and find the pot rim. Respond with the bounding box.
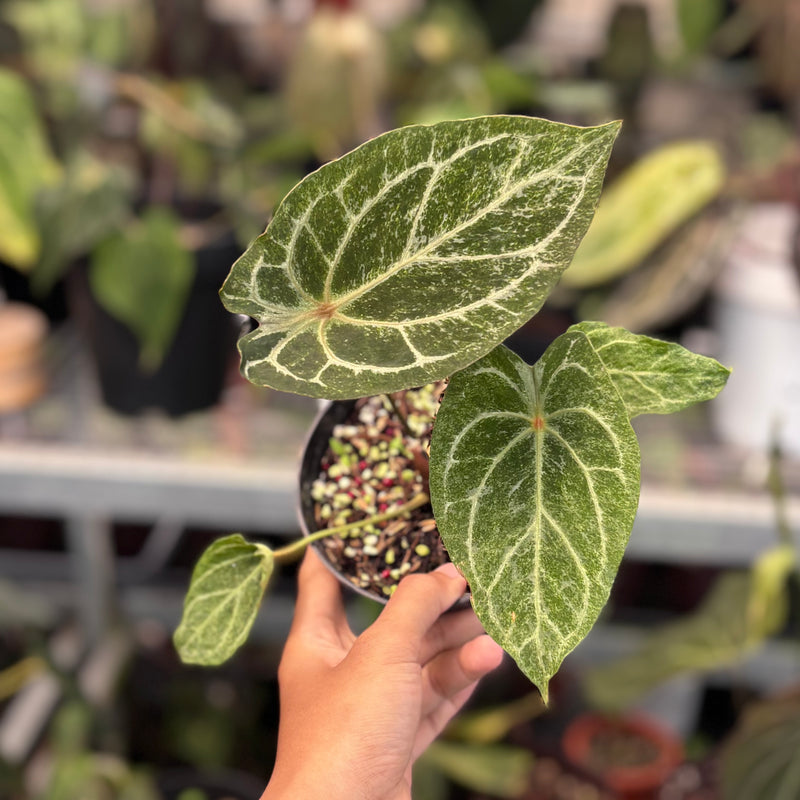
[562,712,685,791]
[296,397,470,608]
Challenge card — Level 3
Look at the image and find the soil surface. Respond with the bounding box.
[311,383,449,600]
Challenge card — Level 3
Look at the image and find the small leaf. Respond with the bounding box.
[221,116,620,399]
[561,141,724,288]
[174,535,273,666]
[419,741,534,798]
[89,207,194,371]
[571,321,731,417]
[430,335,640,699]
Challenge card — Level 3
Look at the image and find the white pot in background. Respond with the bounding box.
[713,203,800,457]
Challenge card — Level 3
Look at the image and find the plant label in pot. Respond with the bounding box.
[173,116,730,702]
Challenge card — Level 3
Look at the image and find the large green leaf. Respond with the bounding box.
[221,116,620,399]
[429,335,640,699]
[572,321,731,417]
[584,545,795,711]
[174,535,274,666]
[89,207,194,371]
[560,141,724,288]
[721,692,800,800]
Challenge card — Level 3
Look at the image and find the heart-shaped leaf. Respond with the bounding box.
[572,321,731,417]
[174,534,273,666]
[429,334,640,700]
[221,116,620,399]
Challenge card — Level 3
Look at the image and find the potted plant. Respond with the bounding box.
[561,711,684,800]
[173,115,730,702]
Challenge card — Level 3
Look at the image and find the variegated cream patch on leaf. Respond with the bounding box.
[174,535,273,666]
[221,116,620,399]
[429,335,640,700]
[571,321,731,417]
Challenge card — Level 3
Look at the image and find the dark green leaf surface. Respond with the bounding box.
[174,535,273,666]
[221,116,620,399]
[430,336,640,699]
[572,321,731,417]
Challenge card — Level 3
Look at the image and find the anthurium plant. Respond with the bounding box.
[174,115,729,700]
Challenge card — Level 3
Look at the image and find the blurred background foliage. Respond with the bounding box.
[1,0,800,798]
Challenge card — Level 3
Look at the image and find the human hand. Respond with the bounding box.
[261,549,504,800]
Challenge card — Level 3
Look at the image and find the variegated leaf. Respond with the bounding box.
[174,534,273,665]
[572,321,731,417]
[221,116,620,399]
[429,334,640,700]
[560,140,724,288]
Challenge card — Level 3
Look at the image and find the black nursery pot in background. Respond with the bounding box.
[75,233,241,417]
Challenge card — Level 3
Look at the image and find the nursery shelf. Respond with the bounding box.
[0,333,797,648]
[0,442,797,561]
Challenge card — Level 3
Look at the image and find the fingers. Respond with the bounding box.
[419,607,486,665]
[290,548,347,636]
[374,563,468,657]
[421,635,504,717]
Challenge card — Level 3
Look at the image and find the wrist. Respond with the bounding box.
[261,771,353,800]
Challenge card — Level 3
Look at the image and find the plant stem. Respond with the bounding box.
[273,492,430,562]
[767,435,793,548]
[767,432,800,643]
[382,393,414,438]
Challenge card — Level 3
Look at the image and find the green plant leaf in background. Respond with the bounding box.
[560,141,725,289]
[89,207,194,371]
[430,334,641,700]
[678,0,724,57]
[571,321,731,417]
[720,690,800,800]
[221,115,620,399]
[417,741,534,799]
[33,155,132,294]
[584,545,795,712]
[173,535,274,666]
[445,691,545,744]
[0,67,60,270]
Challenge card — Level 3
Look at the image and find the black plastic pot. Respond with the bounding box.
[0,261,69,325]
[298,399,470,607]
[75,233,241,417]
[298,399,375,598]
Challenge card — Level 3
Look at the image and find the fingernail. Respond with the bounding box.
[434,562,461,579]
